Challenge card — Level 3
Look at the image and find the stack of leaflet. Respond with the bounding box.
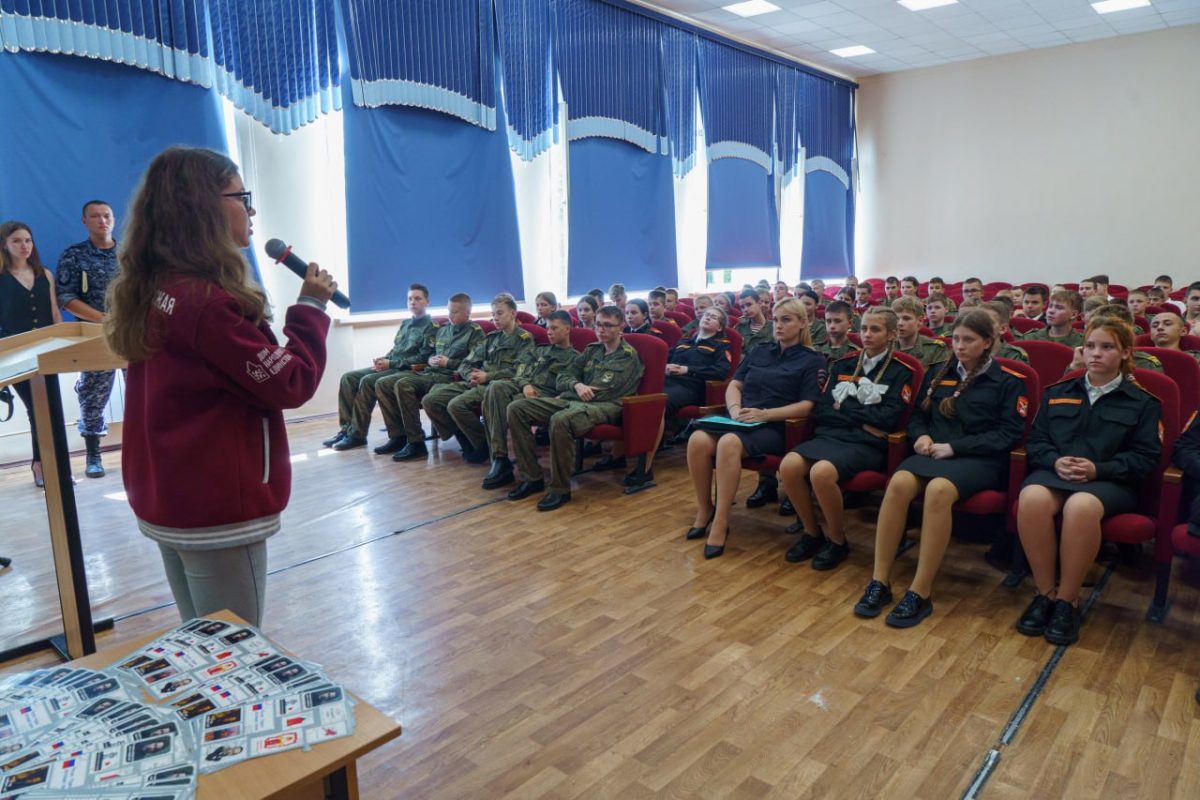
[0,618,357,799]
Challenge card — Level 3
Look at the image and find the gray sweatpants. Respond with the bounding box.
[157,542,268,627]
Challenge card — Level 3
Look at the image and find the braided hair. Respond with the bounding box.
[921,309,996,418]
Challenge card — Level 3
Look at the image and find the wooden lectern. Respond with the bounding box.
[0,322,126,660]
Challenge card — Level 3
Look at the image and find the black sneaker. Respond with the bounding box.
[853,580,893,618]
[812,539,849,571]
[321,430,346,448]
[1016,594,1054,637]
[885,590,933,628]
[785,533,825,563]
[1044,599,1080,646]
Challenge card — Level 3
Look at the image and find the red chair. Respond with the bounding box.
[1012,369,1180,620]
[1145,305,1169,317]
[1109,284,1128,300]
[1022,340,1074,389]
[725,305,742,320]
[1011,317,1045,335]
[519,322,549,345]
[1063,283,1079,291]
[433,316,449,325]
[1071,320,1086,331]
[865,278,885,293]
[574,333,669,494]
[1171,289,1187,301]
[515,310,536,324]
[665,309,692,326]
[1133,315,1150,332]
[653,321,683,350]
[568,307,580,323]
[1137,347,1200,420]
[918,326,936,338]
[983,282,1012,300]
[477,319,497,334]
[1135,333,1200,351]
[677,297,695,309]
[569,327,597,352]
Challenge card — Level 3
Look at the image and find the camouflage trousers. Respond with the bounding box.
[506,397,622,492]
[75,369,117,437]
[337,367,402,438]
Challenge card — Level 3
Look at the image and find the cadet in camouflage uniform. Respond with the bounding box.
[981,301,1030,364]
[423,294,535,461]
[506,305,644,511]
[1148,311,1200,365]
[1020,289,1084,348]
[55,200,120,478]
[893,296,950,369]
[325,284,436,452]
[480,310,578,490]
[387,294,486,461]
[796,290,828,346]
[735,290,774,354]
[813,299,858,366]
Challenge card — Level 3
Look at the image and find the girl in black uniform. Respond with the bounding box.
[1175,410,1200,539]
[685,298,824,559]
[575,295,598,329]
[534,291,557,328]
[855,310,1025,627]
[1016,318,1161,645]
[664,306,731,417]
[0,221,64,486]
[623,299,653,335]
[779,307,913,570]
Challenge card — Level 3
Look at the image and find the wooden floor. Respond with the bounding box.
[1,417,1198,799]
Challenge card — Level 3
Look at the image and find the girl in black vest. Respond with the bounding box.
[780,307,913,571]
[0,221,64,486]
[855,310,1025,627]
[1016,318,1161,645]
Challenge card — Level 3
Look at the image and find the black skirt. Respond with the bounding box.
[1022,470,1139,516]
[793,435,885,478]
[727,422,785,458]
[897,454,1006,499]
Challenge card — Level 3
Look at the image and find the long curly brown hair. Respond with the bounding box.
[104,147,266,362]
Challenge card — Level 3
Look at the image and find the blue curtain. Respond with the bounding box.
[567,138,677,295]
[774,66,802,182]
[0,50,227,281]
[661,26,698,177]
[698,39,775,170]
[494,0,557,160]
[554,0,664,154]
[343,72,523,312]
[340,0,496,130]
[707,158,779,269]
[0,1,340,134]
[800,74,855,278]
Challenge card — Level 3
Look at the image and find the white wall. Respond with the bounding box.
[855,24,1200,290]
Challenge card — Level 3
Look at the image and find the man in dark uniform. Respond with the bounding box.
[506,305,644,511]
[386,294,485,461]
[423,294,535,462]
[480,310,577,489]
[56,200,119,478]
[325,284,436,452]
[735,290,774,353]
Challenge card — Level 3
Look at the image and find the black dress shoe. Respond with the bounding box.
[1044,599,1080,646]
[482,459,515,489]
[592,455,626,471]
[537,490,571,511]
[1016,594,1054,637]
[778,496,795,516]
[507,479,545,500]
[853,580,893,618]
[812,539,849,571]
[885,590,933,628]
[581,441,602,457]
[333,434,367,451]
[785,533,825,563]
[464,445,490,464]
[704,528,732,559]
[685,508,716,540]
[373,436,408,455]
[745,480,778,508]
[392,441,428,461]
[622,468,654,487]
[321,430,346,448]
[785,520,805,534]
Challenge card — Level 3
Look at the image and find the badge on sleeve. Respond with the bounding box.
[901,384,913,404]
[1016,396,1028,418]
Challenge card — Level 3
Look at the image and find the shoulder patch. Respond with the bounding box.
[929,339,946,347]
[891,356,914,372]
[622,342,636,354]
[1000,365,1025,379]
[471,322,484,331]
[517,329,532,339]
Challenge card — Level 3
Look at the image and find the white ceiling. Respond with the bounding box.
[637,0,1200,78]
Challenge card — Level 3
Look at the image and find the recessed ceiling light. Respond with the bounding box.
[722,1,781,18]
[1091,0,1151,13]
[898,0,958,10]
[830,45,876,58]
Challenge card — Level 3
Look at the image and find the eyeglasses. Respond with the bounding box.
[222,191,253,211]
[595,322,621,330]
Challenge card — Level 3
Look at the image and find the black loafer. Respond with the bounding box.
[332,435,368,451]
[392,442,428,461]
[1016,594,1054,637]
[482,459,515,490]
[812,539,849,571]
[537,490,571,511]
[885,590,933,628]
[321,431,346,447]
[853,580,893,618]
[507,479,544,501]
[1044,599,1080,646]
[373,436,408,455]
[622,469,654,487]
[592,455,627,471]
[778,496,795,516]
[785,533,825,563]
[745,480,778,508]
[785,520,805,534]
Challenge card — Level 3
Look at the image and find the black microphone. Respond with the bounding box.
[264,238,351,310]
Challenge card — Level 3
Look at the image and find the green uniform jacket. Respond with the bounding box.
[458,326,535,382]
[816,339,858,365]
[556,340,644,403]
[899,334,950,369]
[515,343,578,395]
[809,319,829,346]
[387,316,437,369]
[997,342,1029,363]
[1021,327,1084,348]
[428,321,486,376]
[735,317,775,353]
[930,323,954,338]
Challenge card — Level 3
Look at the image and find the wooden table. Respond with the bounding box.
[68,610,402,799]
